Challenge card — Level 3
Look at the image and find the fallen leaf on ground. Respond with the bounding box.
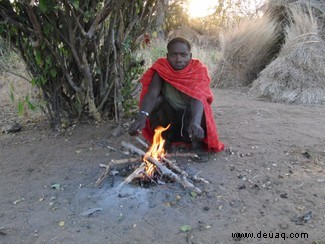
[51,183,60,190]
[180,225,191,232]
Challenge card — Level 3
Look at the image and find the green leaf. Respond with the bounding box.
[25,96,36,111]
[43,22,53,35]
[83,11,92,23]
[50,68,57,78]
[31,78,36,86]
[45,57,52,65]
[180,225,191,232]
[190,191,197,198]
[40,76,47,85]
[39,0,48,13]
[71,0,79,10]
[9,83,15,102]
[94,66,101,74]
[35,50,43,66]
[18,101,24,117]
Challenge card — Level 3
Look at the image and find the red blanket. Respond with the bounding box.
[139,58,224,152]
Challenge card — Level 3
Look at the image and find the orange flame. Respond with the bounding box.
[144,124,170,177]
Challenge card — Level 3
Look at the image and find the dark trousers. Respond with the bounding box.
[148,97,206,145]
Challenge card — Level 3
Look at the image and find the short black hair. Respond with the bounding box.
[167,37,191,52]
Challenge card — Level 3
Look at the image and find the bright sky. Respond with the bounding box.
[188,0,265,18]
[188,0,215,18]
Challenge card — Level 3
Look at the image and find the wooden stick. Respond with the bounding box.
[165,152,198,158]
[162,157,209,184]
[162,156,189,177]
[193,171,210,184]
[116,162,146,190]
[121,141,202,193]
[95,165,111,187]
[99,163,109,169]
[135,136,149,149]
[121,140,146,156]
[146,155,202,193]
[95,157,141,187]
[110,157,141,165]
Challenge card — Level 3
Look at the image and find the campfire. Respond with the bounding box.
[143,124,170,180]
[96,125,209,194]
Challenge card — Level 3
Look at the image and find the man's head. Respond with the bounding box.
[166,37,192,70]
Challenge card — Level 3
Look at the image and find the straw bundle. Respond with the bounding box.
[212,15,281,88]
[249,4,325,104]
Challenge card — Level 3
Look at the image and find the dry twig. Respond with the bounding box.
[121,140,203,193]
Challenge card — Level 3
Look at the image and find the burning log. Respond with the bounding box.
[121,141,209,184]
[96,125,209,194]
[121,140,204,194]
[116,162,147,190]
[95,157,141,187]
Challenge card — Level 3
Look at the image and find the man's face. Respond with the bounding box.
[166,42,192,70]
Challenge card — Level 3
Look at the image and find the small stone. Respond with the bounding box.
[1,122,22,133]
[238,184,246,190]
[280,193,288,199]
[203,206,210,211]
[111,125,124,137]
[279,223,289,229]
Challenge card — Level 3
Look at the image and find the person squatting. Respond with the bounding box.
[128,37,224,162]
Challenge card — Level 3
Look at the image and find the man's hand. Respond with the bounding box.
[128,115,147,136]
[188,122,204,140]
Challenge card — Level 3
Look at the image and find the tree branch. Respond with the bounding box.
[86,0,127,38]
[25,5,43,46]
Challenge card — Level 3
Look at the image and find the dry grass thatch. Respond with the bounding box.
[265,0,325,39]
[212,15,281,88]
[249,4,325,105]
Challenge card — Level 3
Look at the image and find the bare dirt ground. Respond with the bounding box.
[0,87,324,244]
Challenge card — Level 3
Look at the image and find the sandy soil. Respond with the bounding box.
[0,89,324,244]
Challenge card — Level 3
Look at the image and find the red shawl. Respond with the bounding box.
[139,58,224,152]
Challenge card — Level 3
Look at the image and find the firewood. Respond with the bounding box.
[165,152,198,158]
[162,157,209,185]
[124,162,146,184]
[121,140,202,193]
[135,136,149,149]
[110,157,141,165]
[121,140,146,156]
[162,156,189,177]
[145,155,202,193]
[193,171,210,184]
[95,157,141,186]
[95,165,111,187]
[116,162,146,190]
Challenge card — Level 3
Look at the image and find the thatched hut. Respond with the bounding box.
[249,3,325,104]
[213,0,325,105]
[212,15,281,88]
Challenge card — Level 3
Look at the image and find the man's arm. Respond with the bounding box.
[188,98,205,140]
[128,72,163,136]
